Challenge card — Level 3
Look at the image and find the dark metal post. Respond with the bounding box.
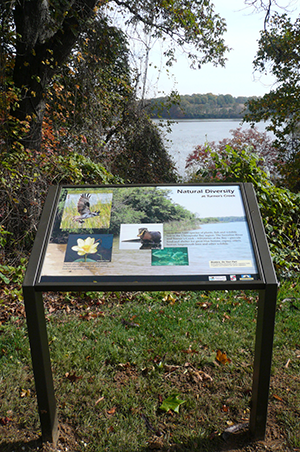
[23,286,58,443]
[250,283,278,439]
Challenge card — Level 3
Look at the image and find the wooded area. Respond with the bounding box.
[147,93,251,119]
[1,2,300,450]
[0,0,299,275]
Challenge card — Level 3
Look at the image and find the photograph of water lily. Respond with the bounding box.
[64,234,113,263]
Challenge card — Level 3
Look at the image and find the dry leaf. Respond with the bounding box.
[192,369,213,382]
[0,417,12,426]
[222,314,230,322]
[162,292,176,304]
[216,349,231,365]
[20,388,31,398]
[107,406,117,415]
[65,372,82,383]
[196,301,212,310]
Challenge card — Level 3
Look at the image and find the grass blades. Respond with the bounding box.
[0,279,300,451]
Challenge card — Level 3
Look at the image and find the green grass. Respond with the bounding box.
[1,279,300,451]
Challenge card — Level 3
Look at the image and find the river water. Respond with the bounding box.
[154,119,273,178]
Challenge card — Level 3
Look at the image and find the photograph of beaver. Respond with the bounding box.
[137,227,162,249]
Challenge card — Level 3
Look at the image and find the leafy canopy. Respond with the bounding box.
[244,13,300,191]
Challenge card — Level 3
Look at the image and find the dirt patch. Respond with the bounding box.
[0,412,296,452]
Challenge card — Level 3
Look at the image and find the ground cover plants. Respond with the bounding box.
[0,278,300,452]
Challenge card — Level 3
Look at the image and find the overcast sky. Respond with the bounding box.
[145,0,299,98]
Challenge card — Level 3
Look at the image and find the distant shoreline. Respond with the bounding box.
[146,93,255,120]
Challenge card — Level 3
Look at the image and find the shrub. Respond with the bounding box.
[186,127,279,181]
[186,144,300,278]
[0,147,119,264]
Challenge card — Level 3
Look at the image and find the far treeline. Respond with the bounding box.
[147,93,255,119]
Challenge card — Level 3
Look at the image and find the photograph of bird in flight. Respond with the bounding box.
[73,193,100,224]
[60,191,113,229]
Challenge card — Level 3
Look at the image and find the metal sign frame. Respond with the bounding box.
[23,183,278,444]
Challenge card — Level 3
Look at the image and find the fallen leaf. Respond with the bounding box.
[65,372,82,383]
[118,362,132,369]
[130,315,138,321]
[159,394,185,413]
[182,346,198,355]
[222,314,230,322]
[196,301,212,310]
[216,349,231,365]
[222,422,249,440]
[273,394,284,402]
[162,292,176,304]
[107,406,117,415]
[20,389,31,398]
[80,312,104,320]
[0,417,12,426]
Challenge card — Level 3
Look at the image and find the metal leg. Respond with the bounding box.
[23,286,58,443]
[250,284,278,440]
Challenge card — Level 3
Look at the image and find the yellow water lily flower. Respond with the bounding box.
[72,237,99,256]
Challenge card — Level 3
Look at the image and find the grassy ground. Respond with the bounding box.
[0,279,300,451]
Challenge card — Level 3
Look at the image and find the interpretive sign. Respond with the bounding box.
[23,183,278,444]
[37,184,263,288]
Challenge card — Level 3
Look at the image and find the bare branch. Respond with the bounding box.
[244,0,292,30]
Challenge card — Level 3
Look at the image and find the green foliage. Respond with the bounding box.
[45,152,119,185]
[0,258,26,301]
[45,16,133,161]
[0,149,119,263]
[3,0,229,152]
[186,144,300,278]
[114,0,228,69]
[106,105,178,183]
[159,394,186,413]
[0,0,230,265]
[244,13,300,191]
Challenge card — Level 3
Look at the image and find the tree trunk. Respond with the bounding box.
[12,0,100,150]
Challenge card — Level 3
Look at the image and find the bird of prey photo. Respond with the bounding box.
[73,193,100,224]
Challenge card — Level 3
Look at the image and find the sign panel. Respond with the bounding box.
[23,183,277,443]
[38,184,261,285]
